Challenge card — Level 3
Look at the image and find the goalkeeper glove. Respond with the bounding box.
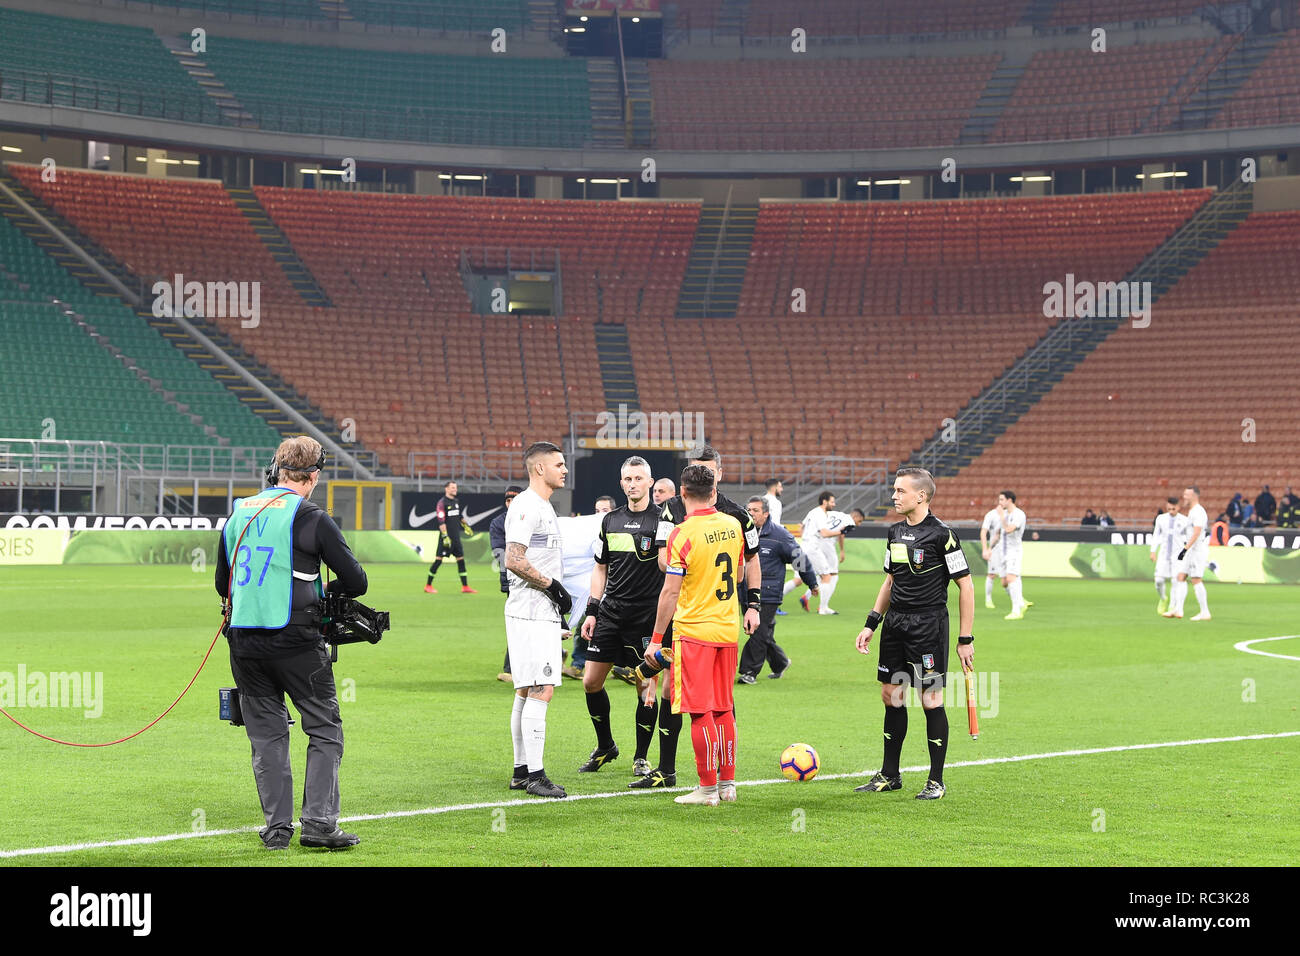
[1177,548,1187,560]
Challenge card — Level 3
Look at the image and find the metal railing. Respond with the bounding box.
[0,437,373,479]
[408,450,527,483]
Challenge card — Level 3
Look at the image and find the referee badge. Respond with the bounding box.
[922,653,935,670]
[913,548,925,565]
[640,535,653,551]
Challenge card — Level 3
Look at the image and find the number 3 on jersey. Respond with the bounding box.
[235,545,275,587]
[714,551,735,601]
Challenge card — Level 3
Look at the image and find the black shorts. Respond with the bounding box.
[586,607,657,667]
[877,607,949,689]
[435,535,463,559]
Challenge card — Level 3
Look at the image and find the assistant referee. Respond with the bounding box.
[854,467,974,800]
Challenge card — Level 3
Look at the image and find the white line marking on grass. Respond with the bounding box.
[1234,635,1300,663]
[3,730,1298,859]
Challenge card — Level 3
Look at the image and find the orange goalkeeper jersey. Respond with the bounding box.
[664,507,743,644]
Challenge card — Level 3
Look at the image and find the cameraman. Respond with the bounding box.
[216,436,368,851]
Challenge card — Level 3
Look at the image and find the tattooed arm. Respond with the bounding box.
[504,541,551,589]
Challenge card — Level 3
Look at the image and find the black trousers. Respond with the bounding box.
[739,603,788,678]
[230,642,344,834]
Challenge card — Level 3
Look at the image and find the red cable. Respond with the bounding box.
[1,491,293,747]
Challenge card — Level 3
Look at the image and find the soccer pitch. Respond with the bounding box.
[2,562,1297,866]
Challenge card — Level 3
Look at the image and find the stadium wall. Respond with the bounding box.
[6,528,1299,583]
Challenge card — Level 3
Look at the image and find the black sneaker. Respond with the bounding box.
[525,776,567,798]
[611,665,638,686]
[628,768,675,789]
[509,775,529,790]
[299,822,360,849]
[853,771,902,793]
[768,658,792,679]
[736,672,757,685]
[915,779,946,800]
[578,743,619,772]
[259,827,291,851]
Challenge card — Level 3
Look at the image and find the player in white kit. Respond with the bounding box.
[807,506,863,615]
[1165,485,1211,621]
[995,491,1030,620]
[980,503,1003,609]
[794,492,842,613]
[503,441,573,798]
[1149,496,1189,615]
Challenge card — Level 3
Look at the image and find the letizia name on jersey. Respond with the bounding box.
[704,526,737,544]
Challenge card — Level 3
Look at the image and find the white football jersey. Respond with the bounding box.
[997,506,1026,552]
[557,512,604,611]
[763,492,783,526]
[800,507,829,544]
[1152,512,1186,559]
[981,508,1001,547]
[824,510,855,534]
[1185,503,1209,553]
[504,488,564,622]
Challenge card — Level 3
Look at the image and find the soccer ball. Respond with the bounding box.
[780,743,820,781]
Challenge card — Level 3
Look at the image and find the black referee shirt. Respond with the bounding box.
[656,490,760,559]
[883,513,970,612]
[594,503,662,614]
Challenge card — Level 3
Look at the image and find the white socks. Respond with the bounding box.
[782,578,798,596]
[1155,578,1167,600]
[522,697,548,773]
[1171,580,1188,614]
[510,695,526,767]
[820,575,837,610]
[1193,582,1209,614]
[985,576,995,602]
[1008,577,1024,611]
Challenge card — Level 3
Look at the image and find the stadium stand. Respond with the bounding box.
[197,38,591,147]
[1047,0,1211,26]
[0,211,277,450]
[990,36,1236,142]
[0,8,213,122]
[741,0,1028,37]
[937,209,1300,522]
[647,56,1001,150]
[1212,28,1300,128]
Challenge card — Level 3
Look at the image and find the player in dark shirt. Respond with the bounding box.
[425,480,476,594]
[576,456,662,776]
[855,467,974,801]
[628,445,760,790]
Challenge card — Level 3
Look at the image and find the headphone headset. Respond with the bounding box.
[266,446,327,486]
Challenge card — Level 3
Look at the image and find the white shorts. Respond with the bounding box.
[1154,554,1176,580]
[506,615,563,689]
[803,540,836,576]
[986,549,1004,576]
[1179,549,1209,579]
[998,547,1022,577]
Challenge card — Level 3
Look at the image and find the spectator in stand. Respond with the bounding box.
[1081,509,1100,526]
[1098,511,1115,528]
[1242,497,1260,528]
[1226,493,1244,528]
[1278,487,1299,528]
[1255,485,1276,526]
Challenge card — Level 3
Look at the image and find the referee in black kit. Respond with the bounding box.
[855,467,974,800]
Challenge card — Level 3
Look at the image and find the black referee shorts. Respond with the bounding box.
[586,607,656,667]
[877,607,949,690]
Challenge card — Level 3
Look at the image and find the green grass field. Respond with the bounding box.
[2,561,1297,866]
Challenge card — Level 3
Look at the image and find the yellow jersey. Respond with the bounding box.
[664,507,743,645]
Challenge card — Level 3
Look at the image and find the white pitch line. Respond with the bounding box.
[1233,635,1300,663]
[3,729,1298,860]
